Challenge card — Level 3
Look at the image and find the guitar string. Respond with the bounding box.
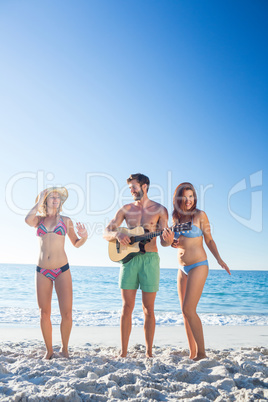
[132,222,191,243]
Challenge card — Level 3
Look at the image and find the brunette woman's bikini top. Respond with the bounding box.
[37,216,67,237]
[176,218,203,238]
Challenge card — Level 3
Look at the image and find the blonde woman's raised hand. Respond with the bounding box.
[37,189,48,205]
[76,222,88,239]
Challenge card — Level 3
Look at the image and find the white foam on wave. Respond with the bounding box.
[0,307,267,327]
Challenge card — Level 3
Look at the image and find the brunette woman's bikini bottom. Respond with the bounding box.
[36,263,70,281]
[180,260,208,275]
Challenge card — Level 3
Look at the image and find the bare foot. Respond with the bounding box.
[59,348,69,359]
[193,354,207,361]
[119,352,127,358]
[146,352,153,358]
[43,351,54,360]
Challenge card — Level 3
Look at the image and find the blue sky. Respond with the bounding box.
[1,0,267,270]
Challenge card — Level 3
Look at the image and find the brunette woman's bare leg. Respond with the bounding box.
[182,265,208,360]
[177,270,197,358]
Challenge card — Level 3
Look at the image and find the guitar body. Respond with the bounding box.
[108,222,192,263]
[108,226,147,263]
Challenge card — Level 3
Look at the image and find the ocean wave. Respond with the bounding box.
[0,307,267,327]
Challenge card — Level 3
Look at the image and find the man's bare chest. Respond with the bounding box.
[125,211,159,231]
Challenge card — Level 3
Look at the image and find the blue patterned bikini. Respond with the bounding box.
[175,219,209,275]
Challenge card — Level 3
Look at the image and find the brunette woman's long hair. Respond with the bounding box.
[172,182,197,223]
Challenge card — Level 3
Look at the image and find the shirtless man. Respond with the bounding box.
[104,173,174,357]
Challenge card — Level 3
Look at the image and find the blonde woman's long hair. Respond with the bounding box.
[38,192,63,217]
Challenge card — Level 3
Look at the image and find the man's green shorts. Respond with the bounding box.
[119,252,160,292]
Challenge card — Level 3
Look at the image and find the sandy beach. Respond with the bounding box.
[0,326,267,401]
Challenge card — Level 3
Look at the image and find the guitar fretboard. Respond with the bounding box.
[131,222,191,243]
[132,230,163,243]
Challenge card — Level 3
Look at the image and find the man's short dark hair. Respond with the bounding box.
[127,173,150,191]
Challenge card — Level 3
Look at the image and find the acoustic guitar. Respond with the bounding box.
[108,222,192,263]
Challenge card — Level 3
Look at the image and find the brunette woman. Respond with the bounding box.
[172,182,230,360]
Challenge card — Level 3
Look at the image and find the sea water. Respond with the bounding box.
[0,264,267,327]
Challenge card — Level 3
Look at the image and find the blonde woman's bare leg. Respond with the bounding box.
[177,269,197,358]
[182,265,208,360]
[36,272,54,359]
[55,269,73,358]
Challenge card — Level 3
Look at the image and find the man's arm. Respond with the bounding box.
[103,207,131,245]
[158,206,174,247]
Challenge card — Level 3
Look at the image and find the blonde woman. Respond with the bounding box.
[25,187,87,359]
[172,182,230,361]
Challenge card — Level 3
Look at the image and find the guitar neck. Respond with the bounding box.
[132,230,163,243]
[130,222,191,244]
